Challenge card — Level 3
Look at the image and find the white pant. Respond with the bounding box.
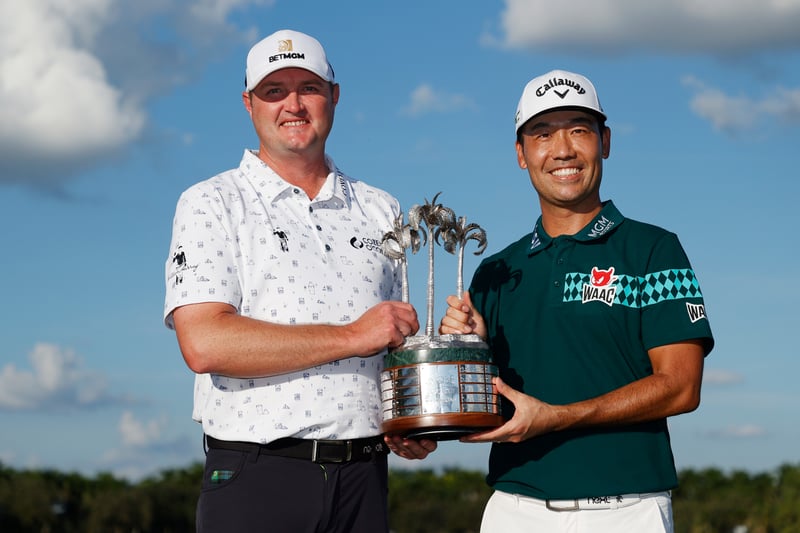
[480,490,674,533]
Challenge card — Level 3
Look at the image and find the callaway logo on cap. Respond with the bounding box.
[245,29,335,91]
[515,69,606,134]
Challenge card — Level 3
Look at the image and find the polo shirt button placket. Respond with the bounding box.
[554,258,565,289]
[552,240,568,299]
[309,206,328,252]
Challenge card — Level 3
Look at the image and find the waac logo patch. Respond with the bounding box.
[582,266,618,306]
[686,302,707,323]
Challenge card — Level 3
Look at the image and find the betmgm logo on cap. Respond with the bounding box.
[515,69,606,134]
[245,29,335,91]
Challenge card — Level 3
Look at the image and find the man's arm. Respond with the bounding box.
[461,340,705,443]
[173,300,419,378]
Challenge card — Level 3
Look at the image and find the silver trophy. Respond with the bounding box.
[380,193,503,440]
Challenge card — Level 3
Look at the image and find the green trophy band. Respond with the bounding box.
[381,333,504,440]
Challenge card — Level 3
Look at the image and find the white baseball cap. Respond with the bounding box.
[515,69,606,134]
[245,29,335,91]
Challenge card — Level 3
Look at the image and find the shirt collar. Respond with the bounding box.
[239,150,351,209]
[528,200,625,254]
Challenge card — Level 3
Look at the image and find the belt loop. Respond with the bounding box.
[247,447,260,463]
[345,440,353,462]
[311,440,329,463]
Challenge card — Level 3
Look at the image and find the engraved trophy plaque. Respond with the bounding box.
[380,193,503,440]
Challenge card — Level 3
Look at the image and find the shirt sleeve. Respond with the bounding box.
[640,232,714,355]
[163,184,243,329]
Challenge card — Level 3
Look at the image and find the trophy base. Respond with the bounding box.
[382,412,505,441]
[381,334,503,441]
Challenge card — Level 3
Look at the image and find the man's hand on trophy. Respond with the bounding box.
[384,434,438,460]
[439,292,487,340]
[460,377,556,444]
[347,301,419,355]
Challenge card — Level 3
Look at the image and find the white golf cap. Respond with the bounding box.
[245,29,335,91]
[515,69,606,134]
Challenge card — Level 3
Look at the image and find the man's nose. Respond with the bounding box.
[283,90,302,112]
[551,130,576,158]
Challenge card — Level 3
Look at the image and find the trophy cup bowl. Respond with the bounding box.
[380,333,503,440]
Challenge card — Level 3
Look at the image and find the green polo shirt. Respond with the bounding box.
[470,201,714,500]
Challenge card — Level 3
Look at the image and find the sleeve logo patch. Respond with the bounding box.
[686,302,707,323]
[168,245,198,287]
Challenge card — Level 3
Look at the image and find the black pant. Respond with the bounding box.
[196,446,389,533]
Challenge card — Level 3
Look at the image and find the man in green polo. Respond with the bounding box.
[439,69,714,532]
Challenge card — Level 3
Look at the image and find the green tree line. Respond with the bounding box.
[1,461,798,532]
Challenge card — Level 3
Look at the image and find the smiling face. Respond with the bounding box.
[243,67,339,163]
[516,109,611,214]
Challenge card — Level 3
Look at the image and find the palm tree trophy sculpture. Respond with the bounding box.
[436,215,487,298]
[408,193,455,337]
[381,213,423,304]
[380,193,502,440]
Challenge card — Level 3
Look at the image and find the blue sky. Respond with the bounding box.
[1,0,799,481]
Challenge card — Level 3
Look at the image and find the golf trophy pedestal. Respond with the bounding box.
[380,333,503,440]
[379,193,503,441]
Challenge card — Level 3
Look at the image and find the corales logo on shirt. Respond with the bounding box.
[582,266,618,306]
[350,236,385,254]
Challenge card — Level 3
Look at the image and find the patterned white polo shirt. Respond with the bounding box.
[164,149,402,443]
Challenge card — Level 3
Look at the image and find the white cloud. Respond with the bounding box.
[683,75,800,134]
[0,0,145,186]
[761,86,800,123]
[189,0,274,23]
[402,84,477,117]
[704,424,767,439]
[119,410,168,447]
[100,411,199,480]
[703,368,745,386]
[0,343,119,411]
[0,0,268,189]
[495,0,800,54]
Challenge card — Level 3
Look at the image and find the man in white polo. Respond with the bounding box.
[164,29,434,532]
